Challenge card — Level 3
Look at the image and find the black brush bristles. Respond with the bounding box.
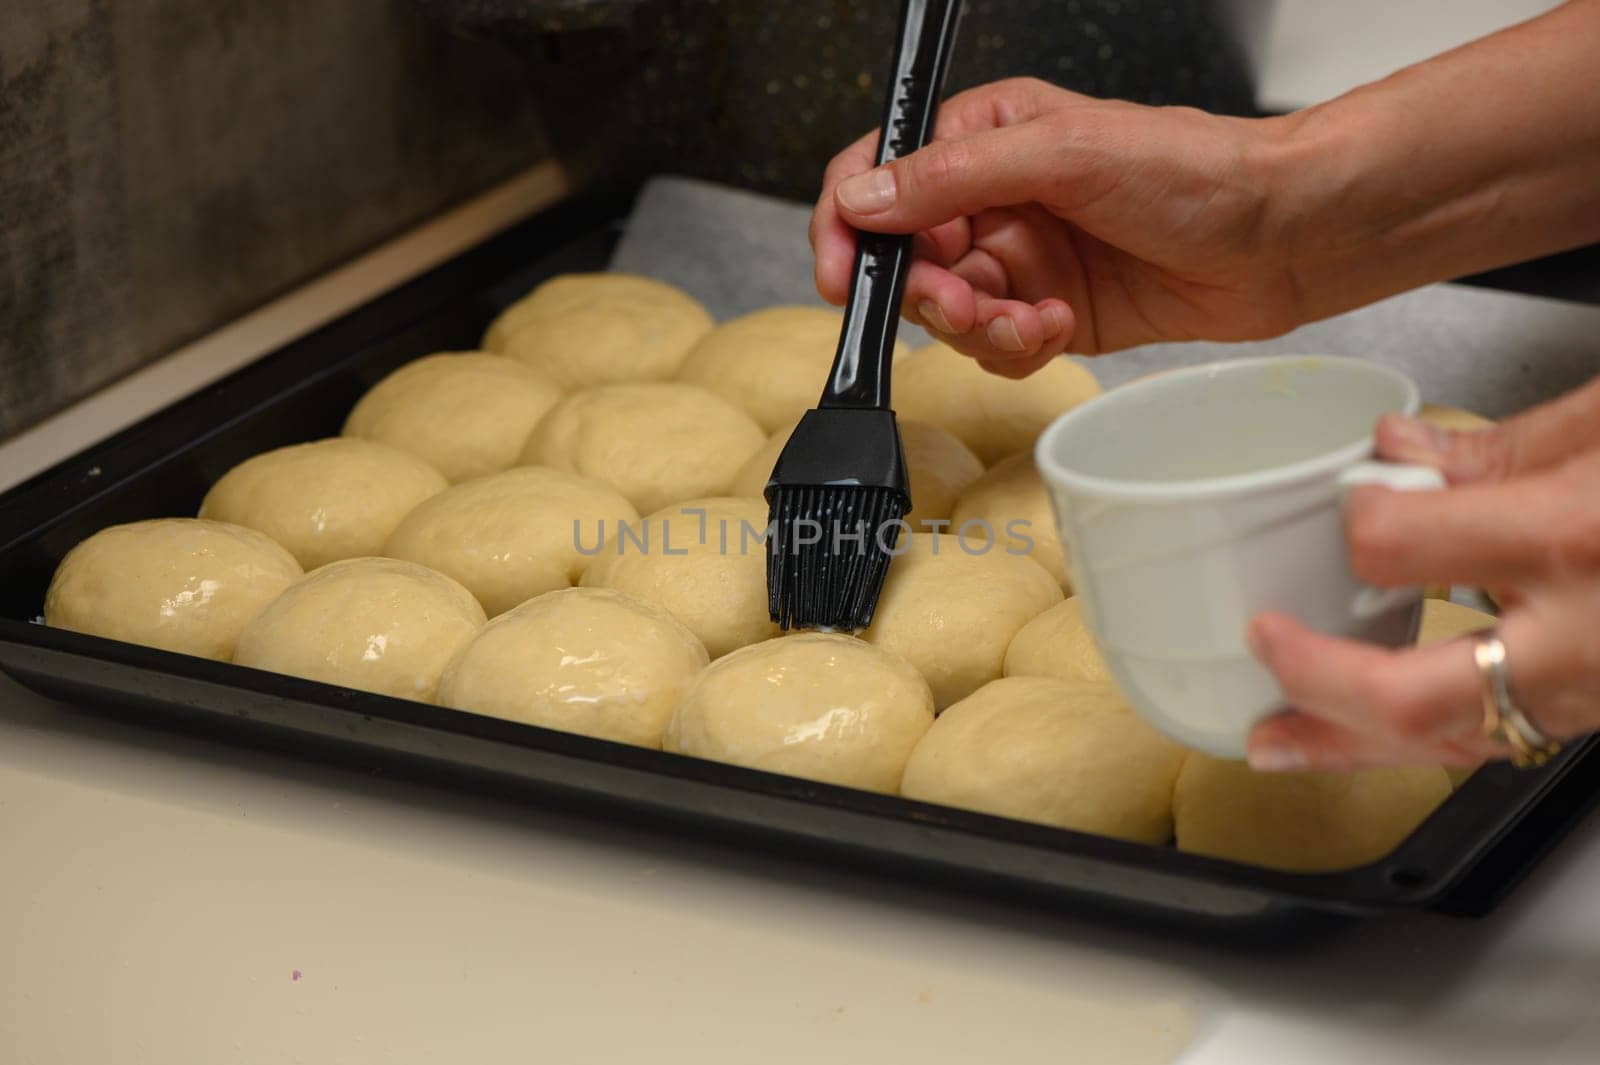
[765,408,911,631]
[763,0,958,632]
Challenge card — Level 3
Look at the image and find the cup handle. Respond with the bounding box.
[1337,461,1448,620]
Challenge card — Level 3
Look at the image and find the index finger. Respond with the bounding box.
[810,79,1063,305]
[1377,375,1600,486]
[1344,457,1599,589]
[811,130,881,304]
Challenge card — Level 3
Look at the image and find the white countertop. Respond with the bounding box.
[4,168,1600,1065]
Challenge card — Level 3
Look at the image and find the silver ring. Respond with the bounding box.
[1473,632,1560,768]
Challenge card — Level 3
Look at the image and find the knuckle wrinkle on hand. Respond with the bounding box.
[912,142,966,201]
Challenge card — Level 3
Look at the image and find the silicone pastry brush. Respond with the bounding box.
[766,0,963,631]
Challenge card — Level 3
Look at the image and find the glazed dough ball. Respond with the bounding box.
[383,466,639,617]
[665,633,934,793]
[1173,755,1452,872]
[1419,403,1494,434]
[581,498,779,658]
[438,587,708,748]
[234,558,485,701]
[483,273,713,390]
[676,306,910,433]
[342,352,564,482]
[863,534,1063,709]
[520,383,765,515]
[199,438,447,571]
[950,452,1070,592]
[1003,597,1111,685]
[44,518,302,661]
[730,418,983,529]
[895,342,1101,465]
[901,676,1187,843]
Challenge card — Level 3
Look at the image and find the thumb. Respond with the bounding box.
[833,122,1065,234]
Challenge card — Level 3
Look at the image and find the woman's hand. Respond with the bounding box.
[1246,375,1600,772]
[814,0,1600,379]
[810,78,1308,376]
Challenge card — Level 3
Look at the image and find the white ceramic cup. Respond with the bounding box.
[1033,355,1445,757]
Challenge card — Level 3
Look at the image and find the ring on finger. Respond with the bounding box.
[1472,632,1561,769]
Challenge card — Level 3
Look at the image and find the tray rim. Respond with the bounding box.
[4,608,1595,919]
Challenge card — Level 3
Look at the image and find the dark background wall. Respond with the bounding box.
[424,0,1256,200]
[0,0,552,441]
[3,0,1262,443]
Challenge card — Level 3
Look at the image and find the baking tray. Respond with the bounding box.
[3,182,1598,933]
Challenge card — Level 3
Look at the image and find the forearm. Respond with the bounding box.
[1267,0,1600,322]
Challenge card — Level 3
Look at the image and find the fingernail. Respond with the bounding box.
[918,300,954,334]
[986,316,1026,352]
[836,168,897,214]
[1248,745,1309,773]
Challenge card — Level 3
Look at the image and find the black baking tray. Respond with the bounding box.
[4,184,1598,933]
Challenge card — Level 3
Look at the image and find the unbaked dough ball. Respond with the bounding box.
[483,273,713,390]
[44,518,302,661]
[438,587,708,748]
[675,306,910,433]
[901,676,1186,843]
[863,533,1063,709]
[1418,597,1496,646]
[730,418,983,529]
[382,466,639,617]
[665,633,934,793]
[727,429,788,500]
[1003,597,1111,685]
[950,452,1070,592]
[580,498,779,658]
[234,558,485,701]
[520,383,765,515]
[895,342,1101,465]
[342,352,564,483]
[199,438,447,571]
[1173,755,1452,872]
[1419,403,1494,434]
[1115,368,1178,389]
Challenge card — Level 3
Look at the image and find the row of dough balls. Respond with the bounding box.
[474,272,1101,446]
[184,444,1069,688]
[337,273,1100,501]
[45,500,1063,711]
[42,509,1488,872]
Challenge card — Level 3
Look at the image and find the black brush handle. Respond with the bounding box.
[820,0,963,411]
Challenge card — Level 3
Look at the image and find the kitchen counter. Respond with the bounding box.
[4,169,1600,1065]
